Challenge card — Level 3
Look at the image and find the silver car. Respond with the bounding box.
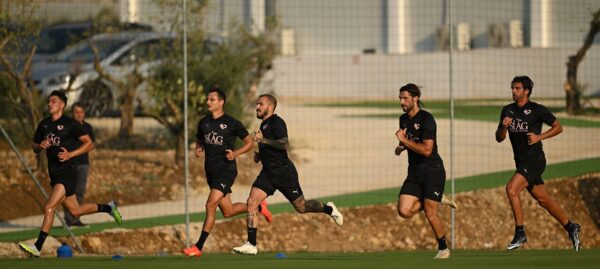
[32,31,175,116]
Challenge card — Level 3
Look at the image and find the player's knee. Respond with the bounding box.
[505,185,518,197]
[69,209,81,218]
[293,204,306,214]
[246,198,260,210]
[221,210,233,218]
[536,196,548,208]
[397,207,413,218]
[205,201,219,212]
[43,204,56,215]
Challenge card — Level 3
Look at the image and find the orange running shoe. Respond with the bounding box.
[259,200,273,223]
[182,245,202,257]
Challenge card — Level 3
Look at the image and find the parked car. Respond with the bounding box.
[33,21,153,62]
[32,31,175,116]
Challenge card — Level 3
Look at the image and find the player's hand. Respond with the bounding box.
[40,138,52,150]
[527,133,541,145]
[502,116,513,129]
[395,129,407,143]
[194,142,203,157]
[253,151,261,163]
[57,147,71,162]
[395,145,405,156]
[254,129,264,143]
[225,149,236,160]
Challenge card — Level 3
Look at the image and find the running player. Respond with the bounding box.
[182,87,272,257]
[18,91,121,258]
[496,76,580,251]
[395,83,451,259]
[232,94,343,255]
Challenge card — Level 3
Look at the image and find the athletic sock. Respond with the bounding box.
[515,225,525,234]
[437,235,448,250]
[97,204,111,213]
[34,231,48,251]
[258,204,263,213]
[247,228,257,246]
[563,220,573,231]
[195,231,209,250]
[322,204,333,215]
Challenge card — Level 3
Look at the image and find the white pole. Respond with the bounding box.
[447,0,456,250]
[182,0,191,248]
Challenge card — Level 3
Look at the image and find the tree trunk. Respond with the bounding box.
[565,59,582,115]
[118,86,136,140]
[174,127,186,165]
[564,9,600,115]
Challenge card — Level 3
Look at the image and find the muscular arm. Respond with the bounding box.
[69,135,95,159]
[496,126,508,143]
[260,137,289,150]
[527,119,563,145]
[227,135,254,160]
[402,138,434,157]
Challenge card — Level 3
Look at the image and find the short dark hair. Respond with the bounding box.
[208,87,226,102]
[511,76,534,97]
[50,90,67,105]
[71,102,85,112]
[258,94,277,109]
[399,83,424,107]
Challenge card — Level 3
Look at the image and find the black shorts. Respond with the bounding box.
[399,167,446,202]
[49,166,77,197]
[515,159,546,192]
[252,162,303,202]
[205,165,237,195]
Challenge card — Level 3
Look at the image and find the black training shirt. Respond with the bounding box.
[196,114,249,169]
[399,110,444,172]
[258,114,291,172]
[498,101,556,161]
[73,121,95,165]
[33,116,88,174]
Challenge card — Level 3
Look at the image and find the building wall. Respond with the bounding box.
[270,46,600,99]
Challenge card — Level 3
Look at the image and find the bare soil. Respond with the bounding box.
[0,149,261,221]
[2,175,598,257]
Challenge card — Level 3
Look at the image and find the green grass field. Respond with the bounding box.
[1,249,599,269]
[1,157,598,242]
[313,100,600,128]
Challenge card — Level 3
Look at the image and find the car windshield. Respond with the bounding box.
[36,27,87,54]
[53,39,129,62]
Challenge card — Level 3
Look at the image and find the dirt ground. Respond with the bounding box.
[0,149,262,221]
[2,175,598,257]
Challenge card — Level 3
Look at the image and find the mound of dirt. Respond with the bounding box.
[0,149,261,220]
[2,175,598,257]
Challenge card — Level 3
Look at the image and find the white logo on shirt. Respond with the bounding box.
[414,123,420,130]
[220,124,228,129]
[57,125,64,131]
[524,109,531,115]
[509,119,529,133]
[434,191,440,197]
[204,131,224,145]
[262,124,268,130]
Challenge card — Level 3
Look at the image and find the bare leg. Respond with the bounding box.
[218,193,247,218]
[505,173,529,226]
[41,185,67,233]
[424,199,445,239]
[202,189,225,232]
[246,187,268,229]
[529,185,569,226]
[291,195,325,213]
[62,195,98,219]
[397,194,421,218]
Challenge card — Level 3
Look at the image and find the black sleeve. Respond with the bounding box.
[85,123,96,142]
[71,120,87,139]
[33,121,45,144]
[232,119,250,140]
[272,117,288,140]
[421,114,437,141]
[538,105,557,126]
